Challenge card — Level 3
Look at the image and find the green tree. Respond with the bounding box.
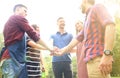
[72,56,77,78]
[111,17,120,77]
[0,33,4,78]
[43,56,54,78]
[0,33,4,51]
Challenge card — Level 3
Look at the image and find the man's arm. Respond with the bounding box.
[36,39,52,52]
[27,40,47,50]
[52,39,79,56]
[59,28,84,55]
[99,24,115,76]
[104,24,116,51]
[62,39,79,53]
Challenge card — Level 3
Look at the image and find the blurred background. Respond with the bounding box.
[0,0,120,78]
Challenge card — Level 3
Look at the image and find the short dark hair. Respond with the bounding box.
[13,4,27,12]
[87,0,95,5]
[57,17,64,22]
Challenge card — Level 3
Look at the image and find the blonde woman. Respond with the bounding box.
[75,20,88,78]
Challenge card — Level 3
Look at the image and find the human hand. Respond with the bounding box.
[50,46,63,56]
[41,66,45,72]
[98,54,113,77]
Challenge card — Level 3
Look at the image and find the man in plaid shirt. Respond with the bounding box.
[52,0,116,78]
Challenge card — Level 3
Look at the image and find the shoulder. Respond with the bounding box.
[10,15,23,19]
[94,4,105,8]
[93,4,106,11]
[66,32,73,36]
[64,32,73,39]
[50,32,57,38]
[11,15,28,22]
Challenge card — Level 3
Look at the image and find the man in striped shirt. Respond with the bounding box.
[52,0,116,78]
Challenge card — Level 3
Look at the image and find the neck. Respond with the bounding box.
[59,28,65,34]
[76,30,80,35]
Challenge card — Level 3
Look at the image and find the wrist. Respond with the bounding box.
[48,48,52,52]
[104,50,113,56]
[60,49,64,55]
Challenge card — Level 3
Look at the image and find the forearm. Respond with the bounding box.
[70,48,77,53]
[36,44,47,50]
[104,24,115,51]
[62,39,79,54]
[37,39,52,52]
[27,40,47,50]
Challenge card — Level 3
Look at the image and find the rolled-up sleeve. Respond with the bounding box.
[16,15,40,42]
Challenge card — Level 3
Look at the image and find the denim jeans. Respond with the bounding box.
[1,59,27,78]
[1,59,17,78]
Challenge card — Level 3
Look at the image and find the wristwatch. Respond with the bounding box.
[104,50,113,56]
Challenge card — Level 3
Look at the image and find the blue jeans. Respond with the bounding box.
[52,61,73,78]
[1,59,28,78]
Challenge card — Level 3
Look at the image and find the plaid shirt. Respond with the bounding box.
[76,4,115,62]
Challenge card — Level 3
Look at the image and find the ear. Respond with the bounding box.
[16,7,20,12]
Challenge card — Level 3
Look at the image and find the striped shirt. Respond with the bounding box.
[76,4,115,62]
[26,48,41,78]
[26,36,41,78]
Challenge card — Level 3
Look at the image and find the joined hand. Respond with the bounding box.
[50,47,63,56]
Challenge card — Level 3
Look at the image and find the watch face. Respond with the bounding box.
[104,50,113,55]
[106,51,110,54]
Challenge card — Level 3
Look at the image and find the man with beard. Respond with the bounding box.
[50,17,73,78]
[52,0,116,78]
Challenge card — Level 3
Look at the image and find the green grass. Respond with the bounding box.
[0,69,2,78]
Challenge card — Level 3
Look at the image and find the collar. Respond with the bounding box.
[56,31,67,35]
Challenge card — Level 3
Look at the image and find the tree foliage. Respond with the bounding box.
[0,33,4,51]
[111,17,120,77]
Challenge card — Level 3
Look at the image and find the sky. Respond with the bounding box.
[0,0,85,39]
